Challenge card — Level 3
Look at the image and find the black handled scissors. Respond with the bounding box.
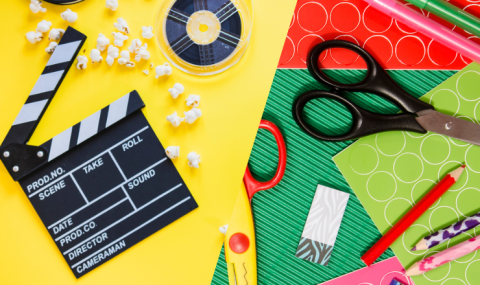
[292,40,480,145]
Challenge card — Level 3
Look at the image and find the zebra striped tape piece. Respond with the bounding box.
[2,27,86,147]
[41,91,145,162]
[295,185,349,266]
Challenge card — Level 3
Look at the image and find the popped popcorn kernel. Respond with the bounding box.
[150,62,154,68]
[114,17,130,34]
[187,152,201,168]
[45,41,58,54]
[26,31,43,44]
[165,146,180,159]
[106,45,119,66]
[184,108,202,124]
[61,9,78,23]
[48,28,65,41]
[106,0,118,11]
[168,83,184,99]
[186,95,200,108]
[112,32,128,47]
[155,63,172,78]
[77,55,88,70]
[90,49,103,64]
[142,70,149,75]
[118,50,135,67]
[134,44,150,62]
[36,20,52,33]
[141,26,154,39]
[96,33,110,51]
[166,111,184,127]
[128,39,142,54]
[30,0,46,13]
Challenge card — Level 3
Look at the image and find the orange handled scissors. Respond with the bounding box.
[221,120,287,285]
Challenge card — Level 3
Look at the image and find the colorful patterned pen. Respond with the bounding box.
[412,211,480,251]
[406,235,480,276]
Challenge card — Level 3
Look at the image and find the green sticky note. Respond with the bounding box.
[333,63,480,285]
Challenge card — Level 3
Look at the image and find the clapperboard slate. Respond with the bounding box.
[0,27,198,278]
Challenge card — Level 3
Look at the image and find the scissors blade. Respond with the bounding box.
[416,110,480,146]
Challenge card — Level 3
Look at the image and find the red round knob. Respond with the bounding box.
[229,233,250,254]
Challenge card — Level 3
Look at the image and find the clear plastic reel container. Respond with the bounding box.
[156,0,253,76]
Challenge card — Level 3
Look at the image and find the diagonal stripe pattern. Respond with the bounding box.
[1,27,86,147]
[41,91,144,162]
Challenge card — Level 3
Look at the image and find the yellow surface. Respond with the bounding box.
[0,1,295,284]
[224,184,256,285]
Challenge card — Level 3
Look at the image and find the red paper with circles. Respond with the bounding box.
[278,0,480,69]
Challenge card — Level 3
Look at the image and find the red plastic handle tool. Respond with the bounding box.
[243,120,287,201]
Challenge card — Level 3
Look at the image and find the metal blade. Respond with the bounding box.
[416,110,480,146]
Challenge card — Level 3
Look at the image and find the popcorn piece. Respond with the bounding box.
[150,62,154,68]
[106,45,119,66]
[186,95,200,108]
[128,39,142,54]
[96,33,110,51]
[117,50,129,64]
[134,44,150,62]
[187,152,201,168]
[26,31,43,44]
[168,83,184,99]
[107,45,120,58]
[141,26,154,39]
[219,224,229,235]
[77,55,88,70]
[155,63,172,78]
[114,17,130,34]
[184,108,202,124]
[112,32,128,47]
[48,28,65,41]
[45,41,58,54]
[36,20,52,33]
[106,0,118,11]
[61,9,78,23]
[106,56,114,66]
[30,0,46,13]
[165,146,180,159]
[90,49,103,63]
[118,50,135,67]
[142,70,149,75]
[166,111,184,127]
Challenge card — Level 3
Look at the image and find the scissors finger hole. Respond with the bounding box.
[248,129,280,182]
[316,48,368,85]
[302,97,353,137]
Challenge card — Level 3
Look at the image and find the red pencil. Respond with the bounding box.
[361,165,466,266]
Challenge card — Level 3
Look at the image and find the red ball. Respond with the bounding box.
[229,233,250,254]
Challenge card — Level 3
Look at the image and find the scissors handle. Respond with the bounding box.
[244,120,287,200]
[308,40,433,114]
[293,91,427,142]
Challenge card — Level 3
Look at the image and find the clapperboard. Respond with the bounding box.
[0,27,198,278]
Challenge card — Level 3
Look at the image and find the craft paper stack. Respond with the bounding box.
[334,63,480,284]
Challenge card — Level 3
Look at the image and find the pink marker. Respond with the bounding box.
[364,0,480,64]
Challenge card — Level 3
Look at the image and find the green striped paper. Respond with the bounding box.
[211,69,455,285]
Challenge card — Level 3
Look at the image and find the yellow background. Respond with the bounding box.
[0,0,295,284]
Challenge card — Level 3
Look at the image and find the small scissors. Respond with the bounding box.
[222,119,287,285]
[292,40,480,145]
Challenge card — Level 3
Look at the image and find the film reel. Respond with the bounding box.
[156,0,253,76]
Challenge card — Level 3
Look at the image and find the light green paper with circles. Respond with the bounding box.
[333,63,480,285]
